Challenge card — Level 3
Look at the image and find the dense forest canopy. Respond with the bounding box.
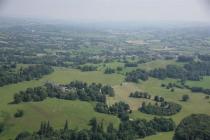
[0,65,53,86]
[140,101,182,116]
[174,114,210,140]
[15,117,176,140]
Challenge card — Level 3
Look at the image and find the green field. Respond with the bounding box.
[186,76,210,89]
[47,67,124,85]
[108,83,155,110]
[130,78,210,122]
[100,59,183,75]
[109,78,210,139]
[1,62,210,140]
[0,68,123,139]
[140,132,174,140]
[139,59,185,71]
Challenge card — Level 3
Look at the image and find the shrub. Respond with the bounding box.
[14,110,24,118]
[182,95,189,101]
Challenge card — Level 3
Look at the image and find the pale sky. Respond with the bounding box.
[0,0,209,23]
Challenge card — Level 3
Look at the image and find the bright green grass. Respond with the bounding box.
[108,83,156,111]
[0,99,120,140]
[49,67,124,85]
[105,59,185,75]
[140,132,173,140]
[186,76,210,89]
[134,78,210,140]
[130,78,210,123]
[107,78,210,140]
[1,66,210,140]
[96,59,184,76]
[0,68,123,139]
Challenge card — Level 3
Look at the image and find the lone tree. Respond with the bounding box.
[64,120,69,131]
[174,114,210,140]
[14,109,24,118]
[0,123,4,133]
[182,94,189,101]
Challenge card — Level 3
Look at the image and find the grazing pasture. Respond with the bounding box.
[0,68,122,139]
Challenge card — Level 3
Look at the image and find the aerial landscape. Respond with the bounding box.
[0,0,210,140]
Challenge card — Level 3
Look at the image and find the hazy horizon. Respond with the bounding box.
[0,0,210,23]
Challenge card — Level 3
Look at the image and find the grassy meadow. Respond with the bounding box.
[108,77,210,139]
[0,68,123,139]
[0,60,210,140]
[186,76,210,89]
